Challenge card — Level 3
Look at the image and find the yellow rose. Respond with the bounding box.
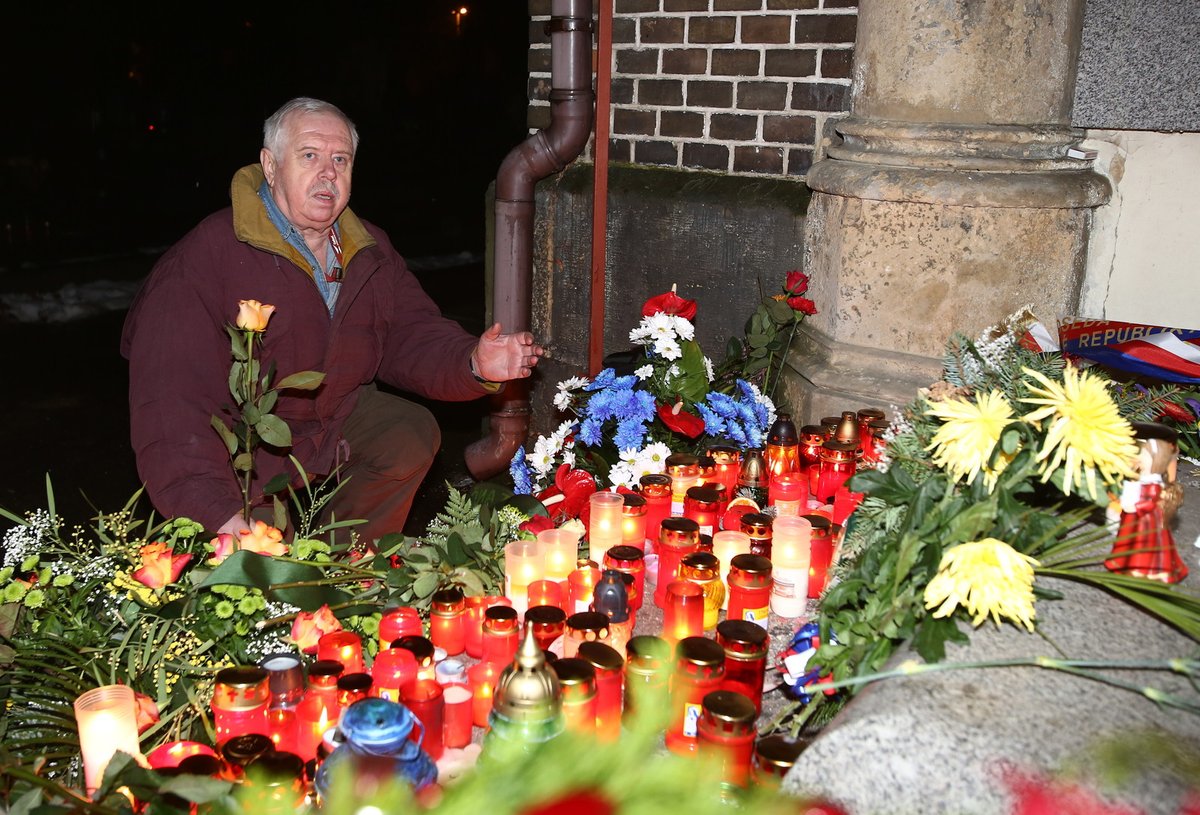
[236,300,276,332]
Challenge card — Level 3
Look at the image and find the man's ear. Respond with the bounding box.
[260,148,276,186]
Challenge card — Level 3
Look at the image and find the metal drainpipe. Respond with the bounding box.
[464,0,595,480]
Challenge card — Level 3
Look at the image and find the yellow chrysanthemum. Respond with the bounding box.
[923,538,1039,631]
[1020,365,1138,500]
[924,390,1016,487]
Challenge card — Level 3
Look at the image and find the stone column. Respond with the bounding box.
[785,0,1111,420]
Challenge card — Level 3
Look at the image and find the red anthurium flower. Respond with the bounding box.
[554,463,598,521]
[519,514,556,537]
[641,288,697,320]
[785,270,810,295]
[132,543,193,589]
[290,605,343,654]
[787,295,818,315]
[658,400,706,438]
[133,691,160,734]
[1158,399,1195,424]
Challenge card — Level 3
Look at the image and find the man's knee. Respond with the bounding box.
[350,394,441,479]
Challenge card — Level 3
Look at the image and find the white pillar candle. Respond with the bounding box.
[74,685,143,795]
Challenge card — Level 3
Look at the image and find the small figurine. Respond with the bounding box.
[1104,422,1187,583]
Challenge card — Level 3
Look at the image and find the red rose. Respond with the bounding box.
[133,691,160,734]
[787,295,818,315]
[290,605,343,654]
[518,514,555,537]
[785,270,809,295]
[132,543,192,589]
[641,289,697,320]
[657,401,706,438]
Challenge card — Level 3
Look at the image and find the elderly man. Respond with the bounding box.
[122,97,541,543]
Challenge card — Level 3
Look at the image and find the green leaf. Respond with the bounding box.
[228,362,243,402]
[242,404,261,425]
[259,389,279,415]
[457,570,486,597]
[446,532,471,568]
[413,572,440,598]
[766,297,794,324]
[198,550,350,610]
[263,473,290,495]
[232,452,254,472]
[210,416,238,456]
[229,329,248,362]
[675,340,710,403]
[912,614,964,664]
[255,413,292,448]
[275,370,326,391]
[747,332,769,349]
[470,481,515,509]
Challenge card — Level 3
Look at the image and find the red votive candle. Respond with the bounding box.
[294,689,337,763]
[429,587,467,656]
[147,741,219,769]
[550,658,597,737]
[468,661,501,729]
[337,672,373,707]
[603,545,646,612]
[442,682,474,749]
[481,605,521,664]
[707,445,742,500]
[317,631,364,675]
[578,640,625,742]
[371,647,418,702]
[662,580,705,644]
[638,473,673,546]
[666,637,726,757]
[401,678,444,761]
[716,619,770,715]
[621,493,649,550]
[265,708,300,756]
[527,579,565,611]
[727,554,773,629]
[769,472,808,517]
[697,690,758,788]
[378,606,423,647]
[524,604,567,651]
[805,514,835,599]
[683,486,722,537]
[815,440,858,504]
[655,517,701,608]
[567,559,602,614]
[563,611,611,659]
[211,666,270,744]
[464,595,510,659]
[831,485,864,527]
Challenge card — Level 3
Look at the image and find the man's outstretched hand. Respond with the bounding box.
[471,322,544,382]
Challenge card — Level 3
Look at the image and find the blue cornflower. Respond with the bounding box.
[698,403,727,437]
[585,368,617,392]
[578,417,603,447]
[614,417,649,451]
[509,448,533,494]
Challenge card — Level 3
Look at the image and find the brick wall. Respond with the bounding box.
[527,0,857,179]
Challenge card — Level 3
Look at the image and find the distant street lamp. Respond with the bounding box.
[452,6,468,34]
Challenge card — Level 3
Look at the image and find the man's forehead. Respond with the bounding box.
[285,113,353,152]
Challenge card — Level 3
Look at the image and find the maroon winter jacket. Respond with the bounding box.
[121,165,489,531]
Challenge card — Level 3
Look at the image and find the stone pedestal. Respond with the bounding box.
[789,0,1111,421]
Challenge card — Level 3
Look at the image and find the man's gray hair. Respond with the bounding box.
[263,97,360,157]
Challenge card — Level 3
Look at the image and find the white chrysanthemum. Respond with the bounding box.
[637,442,673,472]
[634,364,654,380]
[562,448,576,468]
[530,435,560,475]
[557,376,589,392]
[673,316,695,341]
[655,337,682,360]
[618,447,641,464]
[703,356,715,382]
[552,420,576,445]
[646,311,677,340]
[607,462,638,490]
[553,390,572,411]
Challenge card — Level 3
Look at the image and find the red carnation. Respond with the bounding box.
[641,288,697,320]
[785,270,810,295]
[788,295,818,315]
[657,401,706,438]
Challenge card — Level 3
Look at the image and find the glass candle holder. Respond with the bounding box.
[716,619,770,715]
[371,647,418,702]
[550,658,597,736]
[524,604,567,651]
[623,635,672,722]
[505,539,544,614]
[307,659,344,695]
[378,606,423,648]
[638,473,673,546]
[769,472,808,517]
[430,587,467,656]
[577,640,625,742]
[336,672,373,707]
[766,413,800,478]
[666,637,726,757]
[74,684,143,794]
[683,485,722,537]
[537,527,580,582]
[739,513,773,560]
[727,554,773,629]
[654,517,701,608]
[391,635,437,683]
[863,417,890,464]
[563,611,611,659]
[679,551,724,631]
[707,444,742,499]
[588,490,625,566]
[258,652,305,710]
[804,513,835,598]
[603,545,646,612]
[527,579,565,611]
[211,666,270,744]
[710,530,751,610]
[831,485,864,527]
[317,631,365,675]
[770,516,812,618]
[815,439,858,504]
[294,689,337,763]
[442,681,474,749]
[621,493,649,550]
[567,559,601,614]
[464,595,510,659]
[799,425,826,494]
[401,678,445,761]
[482,605,521,664]
[468,661,501,729]
[666,453,702,516]
[147,740,220,770]
[752,734,812,789]
[264,707,300,755]
[697,690,758,788]
[662,579,705,644]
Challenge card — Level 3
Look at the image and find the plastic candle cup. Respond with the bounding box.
[665,637,726,757]
[378,606,423,649]
[588,490,625,566]
[666,453,702,516]
[662,580,705,644]
[680,551,724,631]
[294,690,337,763]
[441,682,474,749]
[567,559,602,614]
[468,661,501,729]
[337,672,373,708]
[265,708,300,755]
[654,517,702,608]
[550,658,598,736]
[526,579,565,611]
[603,545,646,612]
[464,595,510,658]
[623,635,672,723]
[524,604,567,651]
[430,587,467,656]
[258,653,305,710]
[707,444,742,499]
[620,493,649,550]
[481,605,521,664]
[769,472,808,517]
[391,635,437,683]
[536,527,580,582]
[740,513,774,560]
[638,473,673,545]
[683,485,722,537]
[371,646,418,702]
[563,611,611,659]
[715,619,770,715]
[803,513,836,598]
[815,440,858,504]
[577,640,625,742]
[317,631,364,675]
[770,516,812,618]
[211,666,271,744]
[697,690,758,788]
[401,679,445,761]
[711,530,752,610]
[726,554,773,629]
[504,539,544,614]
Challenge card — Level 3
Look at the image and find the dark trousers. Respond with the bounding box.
[325,383,440,546]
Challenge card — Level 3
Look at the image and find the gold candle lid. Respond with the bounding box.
[550,658,597,701]
[659,517,701,547]
[729,553,773,577]
[681,551,720,581]
[701,689,757,726]
[675,636,726,669]
[754,734,812,774]
[577,640,625,674]
[666,452,700,476]
[483,605,520,631]
[739,513,773,539]
[819,417,841,437]
[622,493,647,514]
[605,545,645,565]
[524,605,567,626]
[391,635,435,666]
[707,444,741,465]
[639,473,672,497]
[566,611,610,634]
[431,586,465,615]
[819,439,858,463]
[857,407,886,423]
[716,619,770,658]
[213,666,270,710]
[800,425,826,445]
[801,514,833,539]
[685,485,721,506]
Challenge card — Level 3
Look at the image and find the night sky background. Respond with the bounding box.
[3,1,531,262]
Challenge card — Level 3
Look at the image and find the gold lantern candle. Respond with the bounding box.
[74,684,144,795]
[537,527,580,582]
[504,539,544,615]
[588,490,625,566]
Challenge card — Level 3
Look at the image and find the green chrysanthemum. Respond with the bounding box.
[213,600,236,619]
